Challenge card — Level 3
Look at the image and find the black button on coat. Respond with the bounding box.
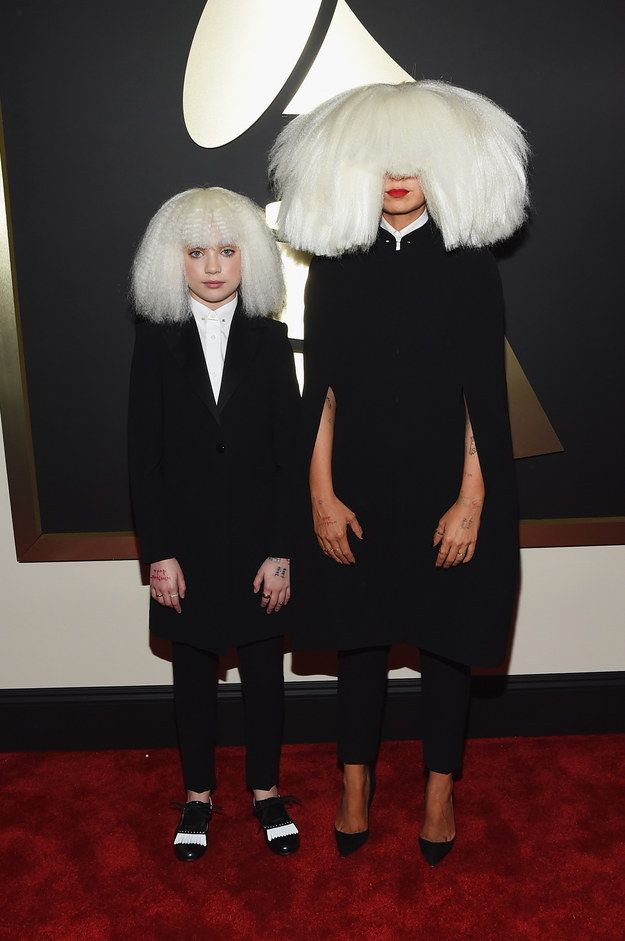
[128,303,300,654]
[294,223,519,667]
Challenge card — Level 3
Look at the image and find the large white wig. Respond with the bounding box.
[131,187,285,322]
[269,81,530,255]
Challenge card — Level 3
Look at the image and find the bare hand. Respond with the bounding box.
[312,495,363,565]
[433,495,483,569]
[150,558,186,613]
[253,557,290,614]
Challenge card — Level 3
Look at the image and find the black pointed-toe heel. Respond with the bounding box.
[334,765,376,858]
[253,795,301,855]
[418,834,455,867]
[172,799,215,862]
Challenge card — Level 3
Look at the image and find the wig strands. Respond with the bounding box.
[269,81,530,256]
[131,188,286,322]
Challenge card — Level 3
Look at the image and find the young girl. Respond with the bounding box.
[128,187,301,860]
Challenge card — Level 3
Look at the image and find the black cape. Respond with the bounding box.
[293,222,519,667]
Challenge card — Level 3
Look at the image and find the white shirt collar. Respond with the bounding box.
[189,292,238,323]
[380,209,429,240]
[189,293,238,402]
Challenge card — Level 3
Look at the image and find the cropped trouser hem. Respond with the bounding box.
[337,645,471,773]
[172,635,284,792]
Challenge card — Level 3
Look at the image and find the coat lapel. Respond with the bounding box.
[162,317,220,424]
[217,303,264,415]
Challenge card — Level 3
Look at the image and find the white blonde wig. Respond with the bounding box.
[131,187,285,322]
[269,81,530,255]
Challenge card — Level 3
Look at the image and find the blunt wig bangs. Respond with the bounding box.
[269,81,530,256]
[131,187,285,322]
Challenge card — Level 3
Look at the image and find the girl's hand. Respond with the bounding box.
[149,558,186,613]
[433,493,483,569]
[312,495,363,565]
[253,558,290,614]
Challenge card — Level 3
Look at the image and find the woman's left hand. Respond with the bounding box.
[433,495,483,568]
[253,557,291,614]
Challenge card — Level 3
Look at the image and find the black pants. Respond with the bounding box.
[172,636,284,792]
[337,646,471,774]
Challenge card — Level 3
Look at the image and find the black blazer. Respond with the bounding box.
[128,301,300,653]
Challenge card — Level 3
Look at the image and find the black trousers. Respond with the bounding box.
[172,636,284,792]
[337,646,471,774]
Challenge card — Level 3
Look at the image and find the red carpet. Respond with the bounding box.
[1,735,624,940]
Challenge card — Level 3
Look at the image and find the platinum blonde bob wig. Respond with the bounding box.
[269,81,530,256]
[131,187,285,322]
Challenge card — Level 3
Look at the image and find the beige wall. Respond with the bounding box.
[1,415,623,689]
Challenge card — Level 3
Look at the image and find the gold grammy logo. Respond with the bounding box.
[183,0,562,459]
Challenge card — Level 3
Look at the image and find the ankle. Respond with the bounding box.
[342,764,368,787]
[186,789,211,804]
[426,770,454,790]
[253,785,278,802]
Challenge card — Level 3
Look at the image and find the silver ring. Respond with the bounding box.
[156,593,163,598]
[170,591,179,597]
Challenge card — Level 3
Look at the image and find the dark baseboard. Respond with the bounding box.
[1,673,624,751]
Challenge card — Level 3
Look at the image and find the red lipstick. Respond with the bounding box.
[387,188,409,198]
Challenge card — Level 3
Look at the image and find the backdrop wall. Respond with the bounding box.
[1,0,624,550]
[1,0,624,702]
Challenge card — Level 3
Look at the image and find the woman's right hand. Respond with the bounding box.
[312,495,363,564]
[149,558,186,614]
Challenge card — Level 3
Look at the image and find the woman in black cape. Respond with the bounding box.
[270,80,529,865]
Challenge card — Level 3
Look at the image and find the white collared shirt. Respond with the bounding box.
[190,293,238,400]
[380,209,429,251]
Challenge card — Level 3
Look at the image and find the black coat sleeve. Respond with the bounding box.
[461,250,516,494]
[127,321,177,563]
[268,320,301,558]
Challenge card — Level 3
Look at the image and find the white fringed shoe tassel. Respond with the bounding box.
[266,823,299,841]
[174,831,207,846]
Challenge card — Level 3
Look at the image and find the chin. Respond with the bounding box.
[196,290,229,305]
[388,199,424,210]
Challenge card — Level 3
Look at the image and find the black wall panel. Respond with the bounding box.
[1,0,623,533]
